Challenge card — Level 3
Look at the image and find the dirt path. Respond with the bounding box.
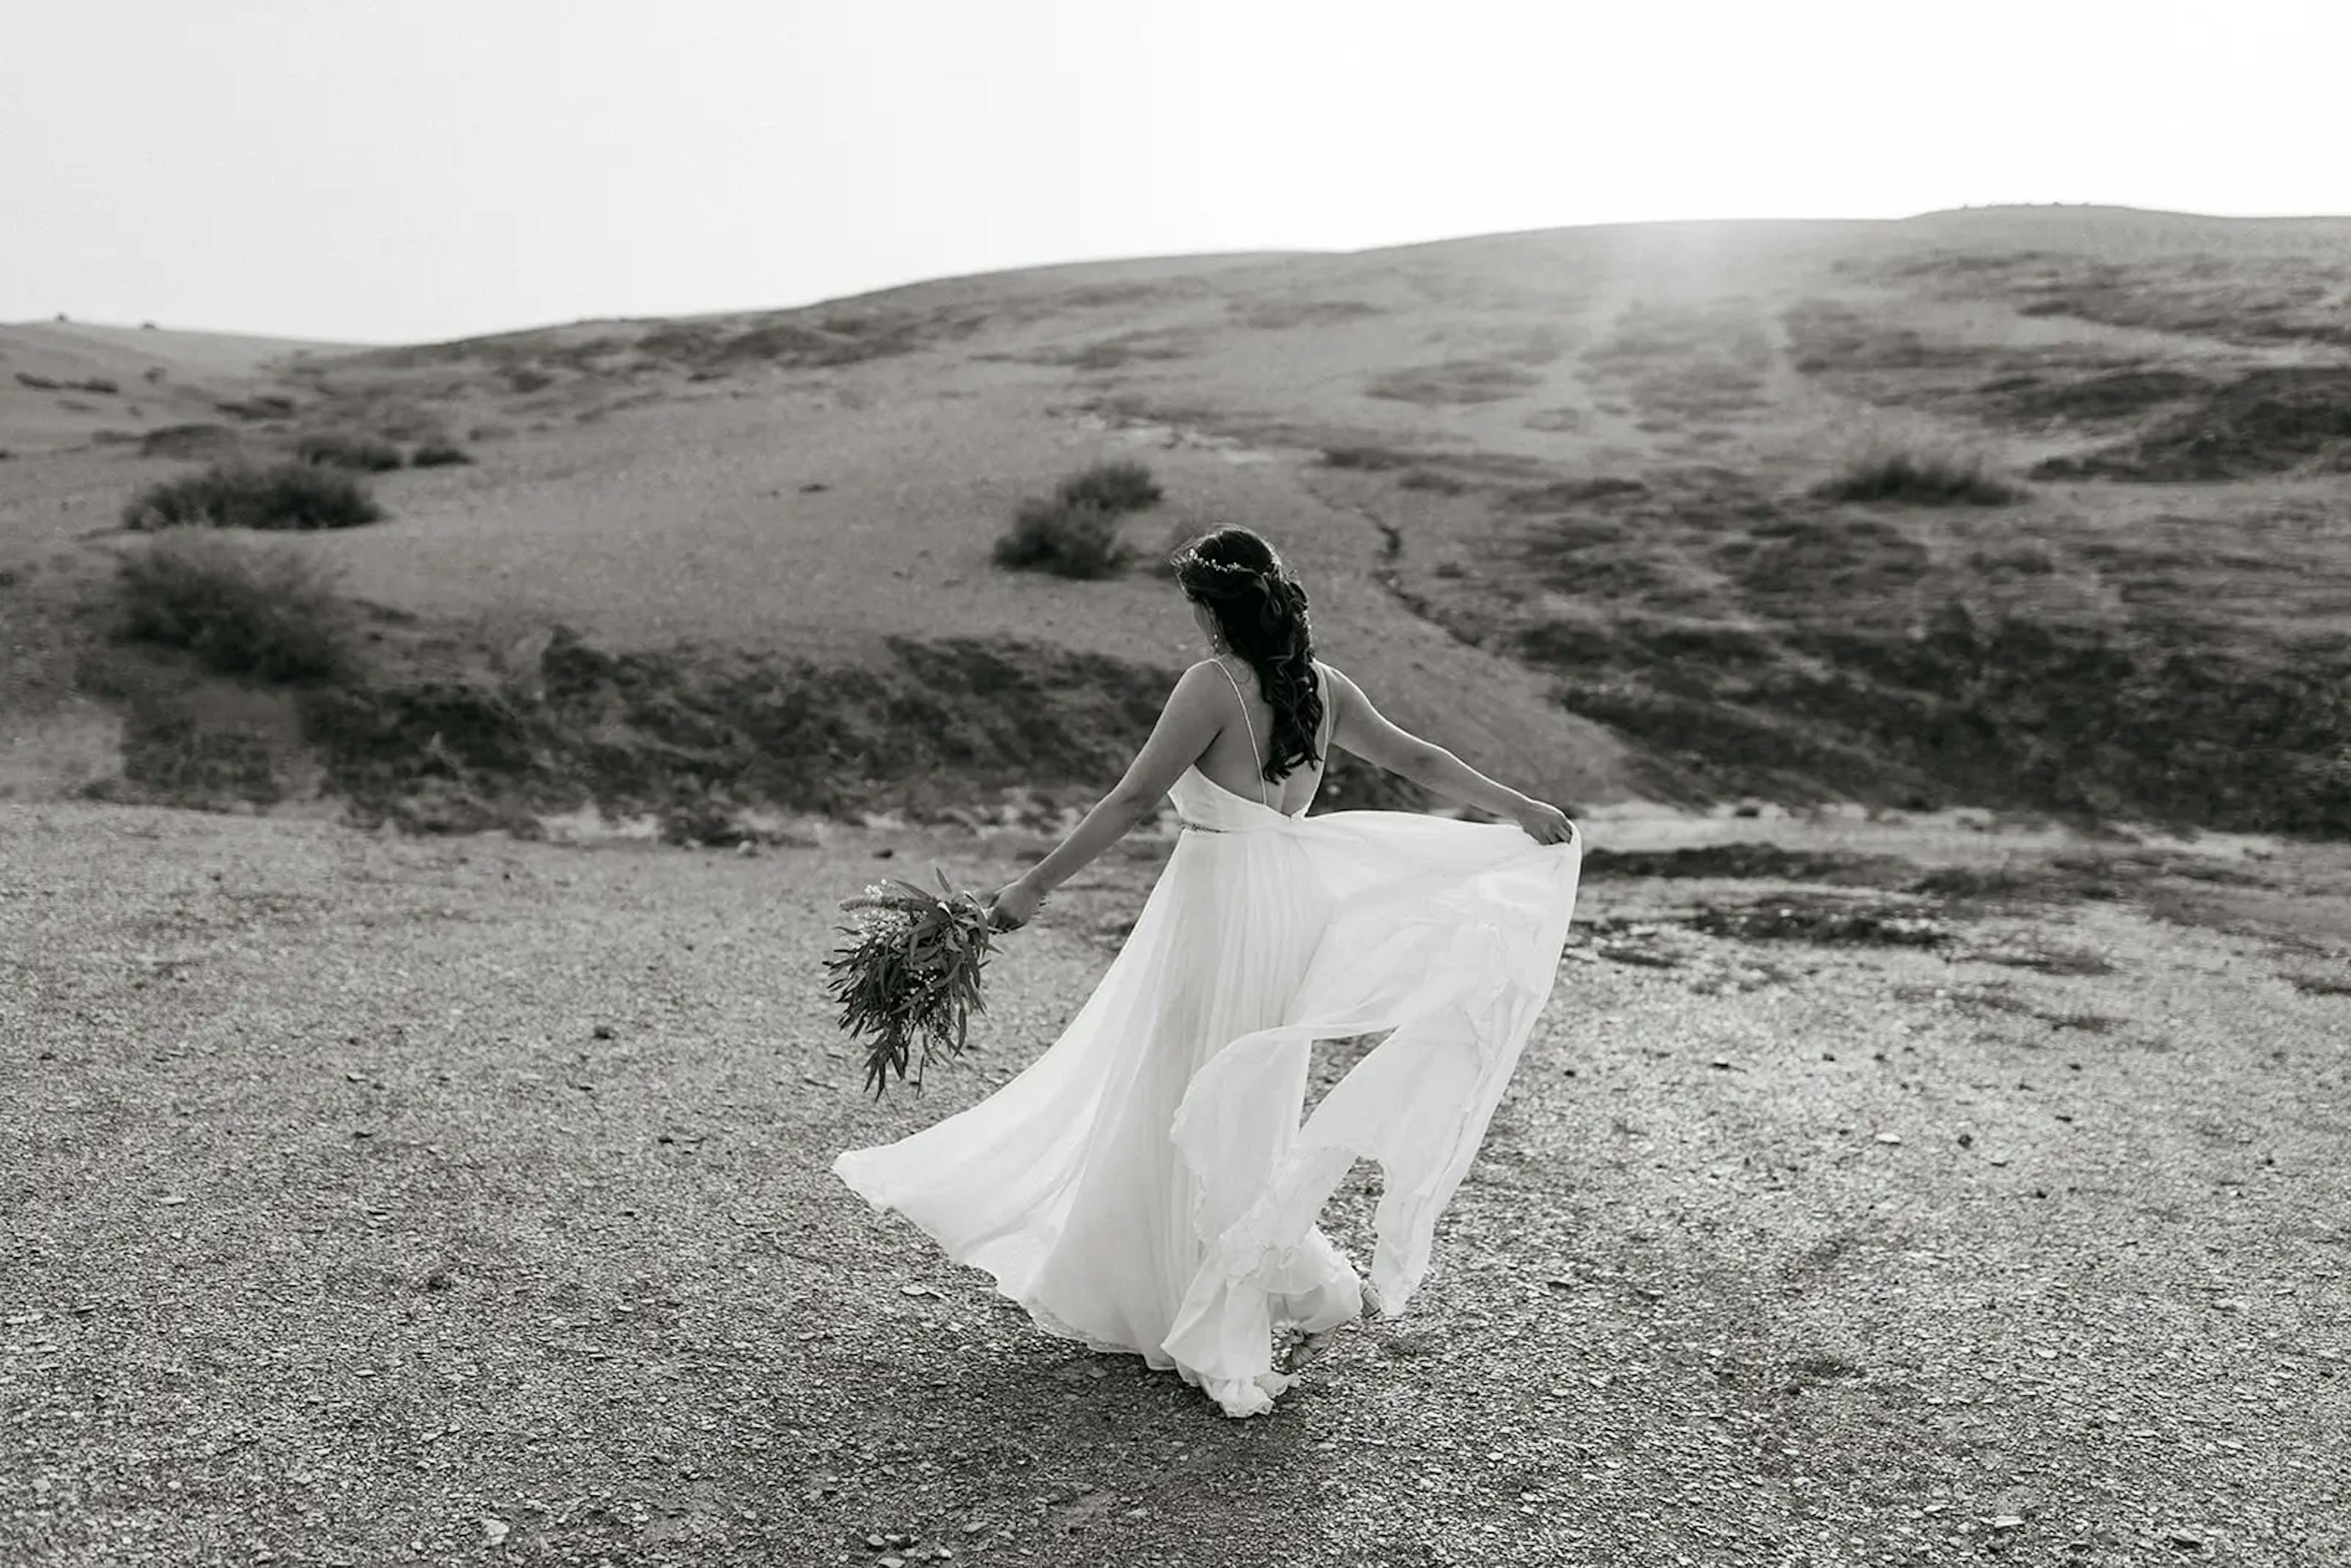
[2,803,2345,1566]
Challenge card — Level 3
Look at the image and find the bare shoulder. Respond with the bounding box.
[1315,661,1367,740]
[1179,657,1231,688]
[1317,661,1423,764]
[1169,659,1233,712]
[1319,661,1367,708]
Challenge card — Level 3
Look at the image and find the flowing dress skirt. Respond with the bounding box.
[833,769,1581,1416]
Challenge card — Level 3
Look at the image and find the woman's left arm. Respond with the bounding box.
[990,664,1221,929]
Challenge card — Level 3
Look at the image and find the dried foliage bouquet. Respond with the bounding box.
[825,868,996,1098]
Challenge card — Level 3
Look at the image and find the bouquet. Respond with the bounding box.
[825,867,996,1099]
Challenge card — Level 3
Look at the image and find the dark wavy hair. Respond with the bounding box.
[1170,526,1322,782]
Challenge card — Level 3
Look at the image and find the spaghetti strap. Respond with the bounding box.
[1211,658,1271,807]
[1313,661,1330,759]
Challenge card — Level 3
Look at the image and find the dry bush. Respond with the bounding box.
[1816,444,2022,506]
[993,498,1130,579]
[108,708,284,806]
[993,460,1163,580]
[1319,445,1415,470]
[214,394,297,421]
[410,440,473,468]
[296,432,403,472]
[117,532,353,681]
[16,371,121,394]
[124,462,384,531]
[1054,459,1163,515]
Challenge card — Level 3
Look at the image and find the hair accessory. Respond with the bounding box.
[1175,551,1280,592]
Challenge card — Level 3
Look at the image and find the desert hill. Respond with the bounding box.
[0,320,352,452]
[2,206,2347,838]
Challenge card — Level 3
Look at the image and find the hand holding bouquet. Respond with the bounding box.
[985,875,1045,931]
[825,868,997,1099]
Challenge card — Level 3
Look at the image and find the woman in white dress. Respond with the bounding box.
[833,526,1582,1417]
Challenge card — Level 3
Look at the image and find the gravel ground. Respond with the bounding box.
[2,803,2346,1567]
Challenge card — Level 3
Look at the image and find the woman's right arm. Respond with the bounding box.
[988,661,1226,929]
[1324,666,1576,845]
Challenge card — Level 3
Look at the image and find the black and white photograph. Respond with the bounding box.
[3,2,2347,1564]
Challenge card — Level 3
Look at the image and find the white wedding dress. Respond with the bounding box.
[833,662,1582,1416]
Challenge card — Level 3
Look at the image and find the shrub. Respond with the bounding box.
[993,498,1130,579]
[296,431,403,471]
[117,532,353,681]
[410,440,473,468]
[1053,459,1162,515]
[124,461,384,531]
[1815,446,2022,506]
[1320,445,1413,470]
[214,394,296,421]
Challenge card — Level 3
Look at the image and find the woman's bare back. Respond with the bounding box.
[1190,655,1330,815]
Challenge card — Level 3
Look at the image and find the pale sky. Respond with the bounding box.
[5,0,2346,345]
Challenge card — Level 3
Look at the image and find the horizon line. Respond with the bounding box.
[12,200,2347,351]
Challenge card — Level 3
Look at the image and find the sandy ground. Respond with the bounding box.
[4,800,2346,1567]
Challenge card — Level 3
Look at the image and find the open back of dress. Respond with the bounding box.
[834,661,1583,1416]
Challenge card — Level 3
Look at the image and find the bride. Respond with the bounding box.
[833,525,1583,1417]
